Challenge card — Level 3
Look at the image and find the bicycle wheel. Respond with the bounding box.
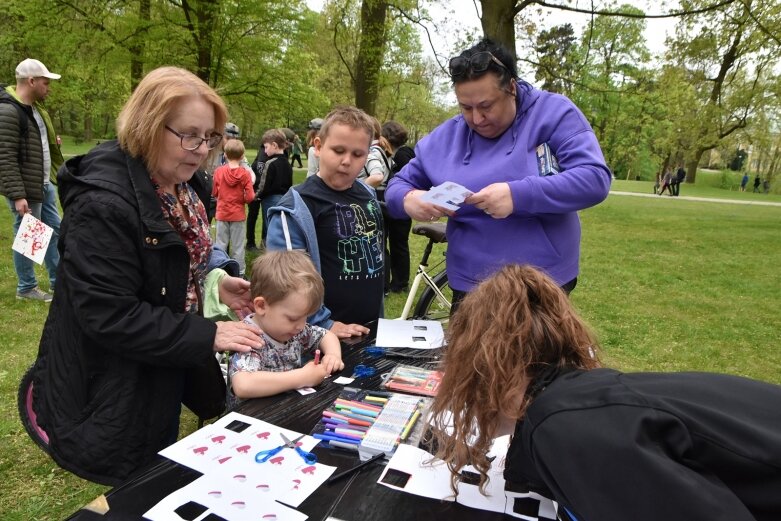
[413,271,451,322]
[17,363,50,453]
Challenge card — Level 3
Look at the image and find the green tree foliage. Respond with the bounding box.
[534,23,577,95]
[0,0,449,146]
[666,0,781,182]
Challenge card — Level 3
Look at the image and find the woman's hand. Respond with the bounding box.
[330,321,369,339]
[401,189,453,222]
[218,275,253,319]
[466,182,513,218]
[213,321,262,353]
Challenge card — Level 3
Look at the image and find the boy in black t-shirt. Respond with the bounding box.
[265,106,384,339]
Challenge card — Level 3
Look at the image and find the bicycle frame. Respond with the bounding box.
[399,265,450,320]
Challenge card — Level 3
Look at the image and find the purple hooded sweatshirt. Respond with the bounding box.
[385,80,611,292]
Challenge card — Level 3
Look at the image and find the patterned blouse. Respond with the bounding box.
[152,179,212,313]
[229,315,327,375]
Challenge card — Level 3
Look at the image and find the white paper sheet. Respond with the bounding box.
[378,435,557,520]
[374,318,445,349]
[149,412,337,520]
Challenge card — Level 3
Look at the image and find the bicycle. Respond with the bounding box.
[398,221,451,322]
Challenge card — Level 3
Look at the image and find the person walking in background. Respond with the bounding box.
[762,178,770,194]
[289,133,303,168]
[306,118,322,178]
[653,171,661,194]
[381,120,415,294]
[212,138,254,276]
[658,168,673,196]
[740,172,749,192]
[256,129,294,246]
[0,58,64,302]
[753,174,761,192]
[672,165,685,196]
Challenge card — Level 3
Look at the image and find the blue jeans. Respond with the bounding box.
[260,194,282,244]
[6,183,61,293]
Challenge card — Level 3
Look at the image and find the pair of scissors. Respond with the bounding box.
[255,433,317,465]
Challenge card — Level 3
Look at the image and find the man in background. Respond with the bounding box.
[0,58,63,301]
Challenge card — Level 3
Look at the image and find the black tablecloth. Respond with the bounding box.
[67,322,517,521]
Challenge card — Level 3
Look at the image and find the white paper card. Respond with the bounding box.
[374,318,445,349]
[12,213,53,265]
[419,182,473,211]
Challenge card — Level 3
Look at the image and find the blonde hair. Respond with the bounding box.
[249,250,324,315]
[116,66,228,174]
[318,105,373,147]
[223,138,245,161]
[429,265,600,494]
[369,116,393,156]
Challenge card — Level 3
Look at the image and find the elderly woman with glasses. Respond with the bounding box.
[385,39,611,309]
[30,67,262,485]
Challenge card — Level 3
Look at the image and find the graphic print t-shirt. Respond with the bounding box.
[298,176,384,325]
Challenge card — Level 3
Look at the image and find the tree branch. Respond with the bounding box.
[526,0,739,19]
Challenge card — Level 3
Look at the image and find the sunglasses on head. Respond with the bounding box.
[449,51,509,80]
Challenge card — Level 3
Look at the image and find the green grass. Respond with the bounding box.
[1,158,780,518]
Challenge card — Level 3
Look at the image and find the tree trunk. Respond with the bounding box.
[355,0,388,116]
[479,0,518,62]
[129,0,151,91]
[686,150,707,184]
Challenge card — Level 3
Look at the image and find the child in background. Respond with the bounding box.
[256,129,294,246]
[429,264,781,521]
[229,250,343,401]
[265,106,384,339]
[212,138,254,276]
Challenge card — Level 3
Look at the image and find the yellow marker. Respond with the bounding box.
[364,395,388,404]
[399,409,421,441]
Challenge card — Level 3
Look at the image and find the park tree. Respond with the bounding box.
[533,23,577,95]
[314,0,451,135]
[658,0,781,182]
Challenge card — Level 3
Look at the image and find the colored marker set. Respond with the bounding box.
[313,389,427,461]
[380,364,443,397]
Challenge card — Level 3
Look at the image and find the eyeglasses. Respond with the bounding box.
[448,51,509,80]
[165,126,223,151]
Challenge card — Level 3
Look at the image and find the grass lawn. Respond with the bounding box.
[1,161,779,518]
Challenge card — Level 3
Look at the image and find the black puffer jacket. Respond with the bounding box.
[32,141,219,485]
[0,88,45,201]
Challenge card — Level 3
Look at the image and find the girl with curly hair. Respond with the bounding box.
[429,264,781,521]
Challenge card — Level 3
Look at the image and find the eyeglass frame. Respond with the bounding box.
[165,125,223,151]
[448,51,510,82]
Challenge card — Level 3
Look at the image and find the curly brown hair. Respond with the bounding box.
[428,264,600,494]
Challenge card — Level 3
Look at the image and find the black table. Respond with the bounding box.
[67,322,524,521]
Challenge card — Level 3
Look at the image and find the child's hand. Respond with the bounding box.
[301,361,329,387]
[320,354,344,374]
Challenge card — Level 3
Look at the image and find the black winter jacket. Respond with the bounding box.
[32,141,220,485]
[505,368,781,521]
[0,89,46,201]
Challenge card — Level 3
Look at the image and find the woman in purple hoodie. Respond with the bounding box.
[385,39,611,310]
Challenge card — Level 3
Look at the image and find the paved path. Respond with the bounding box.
[610,191,781,207]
